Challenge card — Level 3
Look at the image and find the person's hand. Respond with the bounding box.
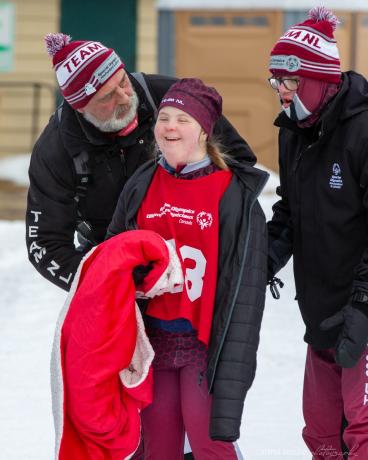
[133,263,153,286]
[135,239,184,299]
[320,299,368,368]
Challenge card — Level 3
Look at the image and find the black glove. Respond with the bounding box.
[132,262,153,287]
[320,293,368,368]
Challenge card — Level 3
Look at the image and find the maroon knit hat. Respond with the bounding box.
[158,78,222,136]
[45,33,125,109]
[269,7,341,84]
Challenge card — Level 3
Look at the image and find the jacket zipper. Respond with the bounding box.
[293,144,312,172]
[293,126,323,172]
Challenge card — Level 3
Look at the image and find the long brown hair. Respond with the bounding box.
[206,137,229,170]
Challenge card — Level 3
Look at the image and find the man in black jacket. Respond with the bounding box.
[26,33,256,292]
[267,7,368,459]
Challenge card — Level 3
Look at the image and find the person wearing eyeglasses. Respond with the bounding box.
[267,7,368,459]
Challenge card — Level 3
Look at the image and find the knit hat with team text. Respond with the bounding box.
[45,33,125,109]
[269,7,341,84]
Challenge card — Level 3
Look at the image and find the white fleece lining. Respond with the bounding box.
[50,247,97,460]
[50,237,177,459]
[119,303,155,387]
[143,239,183,298]
[51,247,157,460]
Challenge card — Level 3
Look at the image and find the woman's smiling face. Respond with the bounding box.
[154,106,207,168]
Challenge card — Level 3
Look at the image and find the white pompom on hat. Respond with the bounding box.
[269,7,341,84]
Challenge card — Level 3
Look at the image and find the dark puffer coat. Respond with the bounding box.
[106,158,268,441]
[268,71,368,349]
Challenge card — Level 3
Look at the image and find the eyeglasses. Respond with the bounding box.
[268,77,300,91]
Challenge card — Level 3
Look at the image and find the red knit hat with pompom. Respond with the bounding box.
[269,7,341,84]
[45,33,125,109]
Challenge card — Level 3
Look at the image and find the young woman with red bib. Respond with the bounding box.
[107,78,269,459]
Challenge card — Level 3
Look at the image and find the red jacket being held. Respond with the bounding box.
[51,229,182,460]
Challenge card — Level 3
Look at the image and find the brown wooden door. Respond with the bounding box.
[175,10,283,170]
[355,12,368,76]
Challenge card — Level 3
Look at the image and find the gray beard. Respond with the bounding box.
[83,91,139,132]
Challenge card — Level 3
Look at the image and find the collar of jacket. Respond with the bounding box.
[158,154,212,175]
[58,73,156,154]
[124,158,268,229]
[145,158,269,196]
[226,157,269,197]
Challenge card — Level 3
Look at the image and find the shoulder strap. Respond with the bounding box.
[54,102,95,240]
[73,150,98,244]
[131,72,158,119]
[73,150,92,221]
[57,104,63,123]
[55,104,92,218]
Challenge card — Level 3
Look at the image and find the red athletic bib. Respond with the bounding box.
[137,166,232,345]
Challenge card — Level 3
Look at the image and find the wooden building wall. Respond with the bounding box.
[175,10,283,171]
[0,0,59,156]
[137,0,158,73]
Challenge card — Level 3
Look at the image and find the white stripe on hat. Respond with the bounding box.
[66,75,99,103]
[300,61,341,73]
[92,52,122,85]
[279,27,339,60]
[58,49,108,90]
[300,65,341,75]
[293,25,337,43]
[54,41,98,71]
[65,54,122,105]
[301,57,341,68]
[56,43,108,87]
[278,39,339,62]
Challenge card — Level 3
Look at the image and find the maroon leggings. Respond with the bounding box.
[302,345,368,459]
[140,328,238,460]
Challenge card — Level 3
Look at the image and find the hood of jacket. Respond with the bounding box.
[274,71,368,138]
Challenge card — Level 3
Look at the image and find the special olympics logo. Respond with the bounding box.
[84,83,96,95]
[332,163,341,176]
[285,56,301,72]
[196,212,213,230]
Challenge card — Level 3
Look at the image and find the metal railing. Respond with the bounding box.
[0,81,57,151]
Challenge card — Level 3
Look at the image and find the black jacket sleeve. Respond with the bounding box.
[210,200,267,441]
[267,130,293,279]
[105,184,130,239]
[353,140,368,283]
[25,117,88,291]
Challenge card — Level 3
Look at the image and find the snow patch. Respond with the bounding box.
[0,153,30,186]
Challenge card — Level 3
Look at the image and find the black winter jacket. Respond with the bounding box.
[106,158,268,441]
[268,71,368,349]
[26,73,256,290]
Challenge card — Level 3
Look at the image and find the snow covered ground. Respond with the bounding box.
[0,155,310,459]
